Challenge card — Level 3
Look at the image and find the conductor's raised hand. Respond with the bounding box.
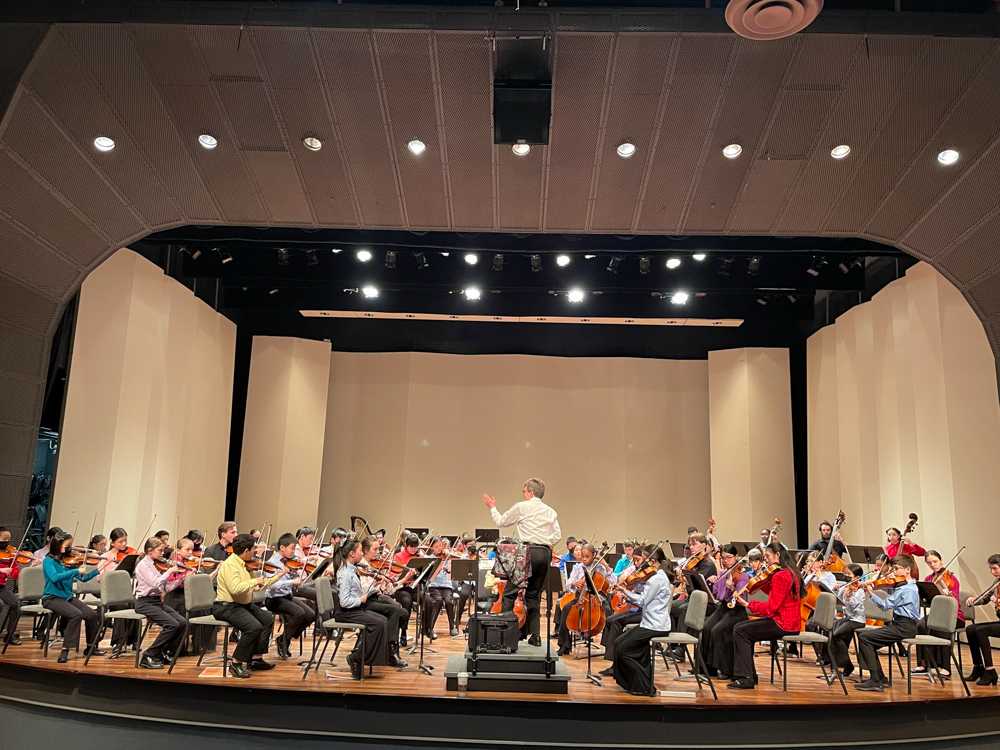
[482,494,497,509]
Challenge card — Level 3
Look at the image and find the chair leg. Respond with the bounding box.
[671,644,682,678]
[330,630,344,664]
[0,612,17,655]
[783,642,788,692]
[221,627,230,677]
[134,620,150,668]
[952,649,971,697]
[301,629,324,680]
[359,630,365,682]
[42,614,53,658]
[685,646,700,692]
[317,632,332,671]
[826,638,848,696]
[694,644,717,701]
[167,622,188,675]
[649,641,656,694]
[84,611,106,666]
[906,647,912,695]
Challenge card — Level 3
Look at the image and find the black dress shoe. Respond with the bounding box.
[139,655,163,670]
[347,653,363,680]
[250,658,275,670]
[57,649,69,664]
[86,647,107,658]
[427,630,437,640]
[855,679,885,692]
[399,634,408,647]
[276,635,291,660]
[527,635,541,647]
[389,653,408,668]
[229,661,251,679]
[727,678,755,689]
[965,666,985,682]
[977,669,998,686]
[598,666,615,677]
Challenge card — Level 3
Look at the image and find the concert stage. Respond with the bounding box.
[2,632,1000,748]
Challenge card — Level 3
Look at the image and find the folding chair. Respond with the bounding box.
[85,570,147,668]
[782,592,847,695]
[650,589,717,700]
[302,577,366,680]
[167,573,231,677]
[902,595,970,697]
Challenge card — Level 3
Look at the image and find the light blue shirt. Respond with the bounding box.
[336,561,364,610]
[429,558,453,589]
[869,581,920,621]
[833,581,866,624]
[564,560,615,594]
[267,552,294,598]
[626,568,672,632]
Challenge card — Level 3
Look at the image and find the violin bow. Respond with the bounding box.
[7,518,33,559]
[136,513,158,549]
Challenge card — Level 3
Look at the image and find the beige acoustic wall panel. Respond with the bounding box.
[237,336,330,536]
[709,348,794,543]
[318,352,711,545]
[807,262,1000,607]
[52,249,235,541]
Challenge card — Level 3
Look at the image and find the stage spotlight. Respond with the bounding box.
[414,252,429,270]
[568,288,585,303]
[665,257,681,270]
[492,254,505,272]
[530,254,542,273]
[330,248,343,254]
[361,285,379,299]
[584,254,597,260]
[306,249,320,267]
[556,254,571,268]
[407,139,427,156]
[693,252,707,262]
[937,148,959,166]
[722,143,743,159]
[268,288,279,296]
[639,256,651,275]
[719,257,735,278]
[217,249,233,265]
[670,290,689,305]
[616,142,637,159]
[831,144,851,160]
[464,253,479,266]
[512,143,531,157]
[607,256,623,274]
[463,286,482,301]
[303,136,323,152]
[276,248,289,266]
[756,296,768,306]
[385,250,397,270]
[356,248,373,263]
[190,248,203,261]
[747,256,760,276]
[806,256,828,277]
[839,257,864,274]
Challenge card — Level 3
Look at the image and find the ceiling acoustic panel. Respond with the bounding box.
[498,144,544,230]
[636,34,734,233]
[0,373,42,427]
[937,214,1000,286]
[374,30,449,229]
[0,219,80,298]
[314,29,404,228]
[590,35,674,233]
[0,273,61,336]
[544,34,611,231]
[727,159,802,233]
[968,269,1000,318]
[0,322,46,380]
[683,37,796,232]
[434,32,494,230]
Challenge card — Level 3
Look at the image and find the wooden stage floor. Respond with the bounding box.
[0,620,991,707]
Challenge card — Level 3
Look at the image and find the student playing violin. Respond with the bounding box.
[914,550,963,677]
[855,554,921,692]
[265,533,316,660]
[0,526,23,646]
[132,537,186,669]
[41,531,103,663]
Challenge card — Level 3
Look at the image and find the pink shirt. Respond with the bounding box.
[134,556,171,598]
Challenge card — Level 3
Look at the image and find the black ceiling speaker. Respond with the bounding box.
[492,36,552,146]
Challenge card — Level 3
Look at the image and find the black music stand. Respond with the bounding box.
[442,535,459,546]
[669,542,687,559]
[916,581,941,612]
[577,567,602,687]
[451,559,478,636]
[115,554,140,576]
[847,544,875,566]
[405,556,439,675]
[474,529,500,543]
[733,541,759,556]
[408,527,429,539]
[604,552,623,572]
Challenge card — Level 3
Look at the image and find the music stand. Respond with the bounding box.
[451,559,478,636]
[408,527,430,539]
[669,542,687,559]
[474,529,500,543]
[578,567,602,686]
[734,541,759,556]
[604,552,622,572]
[615,542,625,555]
[114,554,141,576]
[406,556,439,675]
[916,581,941,611]
[866,546,888,565]
[442,535,459,546]
[847,545,874,566]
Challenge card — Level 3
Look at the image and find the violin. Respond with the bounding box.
[245,558,286,576]
[933,569,957,595]
[61,547,103,568]
[0,545,33,567]
[610,564,658,615]
[870,574,908,590]
[196,556,224,572]
[113,546,137,563]
[684,547,709,572]
[728,563,780,608]
[153,558,181,574]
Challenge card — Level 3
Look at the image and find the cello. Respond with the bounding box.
[562,543,611,638]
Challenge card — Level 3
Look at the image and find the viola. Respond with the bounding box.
[153,557,179,574]
[196,557,223,572]
[610,565,657,615]
[684,547,709,572]
[113,546,137,563]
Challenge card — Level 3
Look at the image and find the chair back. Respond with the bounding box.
[75,576,101,596]
[958,590,976,622]
[315,576,335,619]
[927,594,959,634]
[813,592,837,631]
[685,589,709,632]
[16,565,44,601]
[184,573,216,612]
[864,597,892,622]
[100,570,134,607]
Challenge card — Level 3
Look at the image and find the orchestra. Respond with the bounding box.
[0,486,995,705]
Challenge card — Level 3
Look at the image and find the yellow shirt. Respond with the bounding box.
[215,553,283,604]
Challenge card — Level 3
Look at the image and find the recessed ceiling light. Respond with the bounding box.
[512,143,531,157]
[407,139,426,156]
[830,144,851,160]
[665,257,682,270]
[361,285,379,299]
[692,253,707,262]
[463,286,482,301]
[303,136,323,152]
[198,133,218,150]
[616,142,637,159]
[556,254,571,267]
[670,291,689,305]
[464,253,478,266]
[937,148,960,166]
[722,143,743,159]
[567,288,585,304]
[356,249,373,262]
[440,252,450,257]
[268,288,279,296]
[584,254,597,260]
[93,136,115,152]
[330,248,343,254]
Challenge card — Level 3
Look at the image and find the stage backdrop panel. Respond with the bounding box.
[52,249,235,541]
[808,262,1000,615]
[317,352,716,546]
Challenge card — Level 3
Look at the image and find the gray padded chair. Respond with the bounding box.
[650,589,717,700]
[781,592,847,695]
[1,566,51,655]
[168,573,231,677]
[85,570,147,667]
[902,594,970,697]
[301,577,365,680]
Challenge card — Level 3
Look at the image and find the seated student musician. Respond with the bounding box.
[728,543,803,689]
[392,533,421,647]
[854,553,920,692]
[213,533,285,679]
[811,563,867,678]
[600,544,650,674]
[359,536,408,668]
[132,536,186,669]
[558,537,577,573]
[41,530,104,663]
[701,544,751,679]
[613,541,636,578]
[915,549,963,677]
[335,538,389,680]
[609,552,674,697]
[964,553,1000,687]
[556,542,615,657]
[266,533,317,661]
[423,536,458,639]
[0,526,23,647]
[669,532,717,660]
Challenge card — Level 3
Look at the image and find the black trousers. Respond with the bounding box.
[454,582,475,628]
[823,618,865,671]
[857,618,918,681]
[701,604,747,675]
[336,606,388,666]
[42,596,99,652]
[424,586,456,633]
[502,544,550,639]
[266,595,314,640]
[212,602,273,663]
[367,594,405,646]
[916,616,957,670]
[613,626,668,696]
[0,581,19,640]
[732,618,798,681]
[965,620,1000,669]
[134,596,185,659]
[602,610,641,662]
[393,586,414,638]
[163,588,216,655]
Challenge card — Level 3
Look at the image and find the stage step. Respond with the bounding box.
[444,646,571,694]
